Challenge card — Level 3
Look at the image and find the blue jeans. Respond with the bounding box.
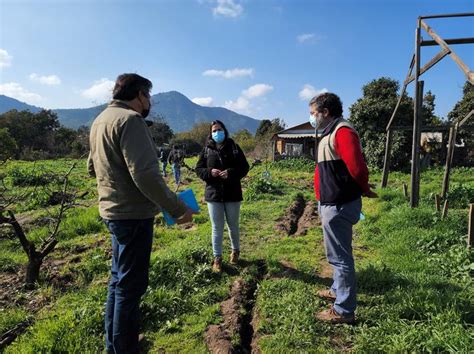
[171,162,181,185]
[103,218,154,354]
[207,202,241,257]
[161,161,167,177]
[319,198,361,316]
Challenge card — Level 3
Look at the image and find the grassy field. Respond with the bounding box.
[0,158,473,352]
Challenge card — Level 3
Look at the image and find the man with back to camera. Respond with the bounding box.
[309,92,377,324]
[87,73,195,353]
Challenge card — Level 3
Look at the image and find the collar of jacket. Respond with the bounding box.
[320,117,344,138]
[206,137,232,150]
[109,99,136,111]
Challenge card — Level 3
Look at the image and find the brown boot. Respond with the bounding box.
[315,305,355,324]
[212,256,222,273]
[316,289,336,301]
[230,250,240,265]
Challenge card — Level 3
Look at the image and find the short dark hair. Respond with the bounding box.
[209,120,229,140]
[309,92,343,118]
[112,73,152,101]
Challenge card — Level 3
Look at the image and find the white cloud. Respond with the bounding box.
[203,68,253,79]
[192,96,214,106]
[224,96,249,111]
[0,49,13,68]
[297,33,324,44]
[0,82,42,103]
[299,84,328,101]
[224,83,273,113]
[243,83,273,98]
[81,78,115,102]
[29,73,61,85]
[297,33,315,43]
[213,0,243,18]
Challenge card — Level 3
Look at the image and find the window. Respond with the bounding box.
[286,143,303,156]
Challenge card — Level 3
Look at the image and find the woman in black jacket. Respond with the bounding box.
[195,120,249,272]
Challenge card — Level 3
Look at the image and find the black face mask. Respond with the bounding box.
[139,94,151,118]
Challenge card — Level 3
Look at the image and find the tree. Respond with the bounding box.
[176,122,210,147]
[447,81,474,166]
[349,77,414,169]
[148,114,174,146]
[254,118,286,160]
[255,118,285,139]
[0,109,60,159]
[0,162,82,288]
[0,128,17,161]
[232,129,256,153]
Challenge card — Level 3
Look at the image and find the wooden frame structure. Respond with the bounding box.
[381,13,474,207]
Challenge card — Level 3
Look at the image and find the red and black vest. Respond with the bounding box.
[317,118,362,205]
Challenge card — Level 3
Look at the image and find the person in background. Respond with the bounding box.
[195,120,249,272]
[159,146,170,177]
[168,145,184,185]
[309,92,377,325]
[87,73,195,353]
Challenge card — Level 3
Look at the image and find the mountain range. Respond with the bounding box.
[0,91,261,134]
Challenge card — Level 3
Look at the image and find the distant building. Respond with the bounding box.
[271,122,322,160]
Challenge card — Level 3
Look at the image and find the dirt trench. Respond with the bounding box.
[205,260,266,354]
[275,195,320,236]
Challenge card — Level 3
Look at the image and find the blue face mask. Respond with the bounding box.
[309,114,317,128]
[212,130,225,144]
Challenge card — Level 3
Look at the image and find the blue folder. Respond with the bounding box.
[162,188,200,225]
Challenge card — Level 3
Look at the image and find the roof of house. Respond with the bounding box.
[273,122,323,139]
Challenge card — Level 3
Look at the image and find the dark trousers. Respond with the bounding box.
[104,218,154,354]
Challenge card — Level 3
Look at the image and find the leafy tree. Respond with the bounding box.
[176,122,210,147]
[254,118,286,160]
[447,82,474,166]
[232,129,256,153]
[0,128,17,161]
[255,118,285,138]
[0,109,60,159]
[148,114,174,146]
[349,77,414,169]
[422,90,443,126]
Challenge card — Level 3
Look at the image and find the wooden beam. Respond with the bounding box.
[420,20,474,84]
[468,204,474,248]
[390,125,474,132]
[421,37,474,46]
[458,110,474,127]
[403,183,408,198]
[442,200,449,219]
[410,21,423,208]
[405,48,450,85]
[386,54,415,131]
[435,194,441,212]
[420,13,474,20]
[381,130,393,188]
[441,124,458,199]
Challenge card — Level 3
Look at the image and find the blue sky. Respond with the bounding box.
[0,0,473,127]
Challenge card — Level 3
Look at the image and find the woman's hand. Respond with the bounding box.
[211,168,222,177]
[219,170,229,179]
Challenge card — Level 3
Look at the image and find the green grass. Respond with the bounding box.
[1,158,473,352]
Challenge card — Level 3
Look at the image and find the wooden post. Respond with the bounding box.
[403,183,408,198]
[435,194,441,212]
[442,200,449,219]
[468,204,473,248]
[381,130,393,188]
[441,124,458,198]
[410,19,423,208]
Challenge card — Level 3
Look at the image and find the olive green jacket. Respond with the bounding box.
[88,100,186,220]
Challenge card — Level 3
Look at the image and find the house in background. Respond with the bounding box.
[272,122,322,160]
